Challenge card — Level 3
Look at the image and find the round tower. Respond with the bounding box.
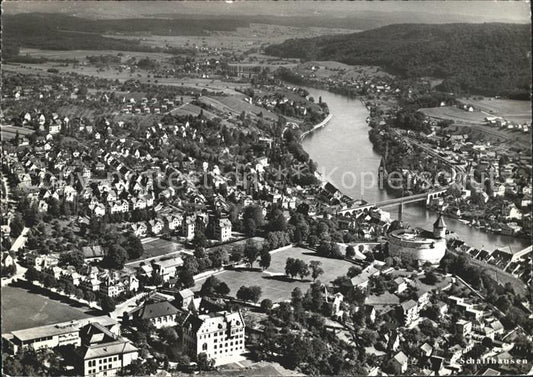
[433,213,446,239]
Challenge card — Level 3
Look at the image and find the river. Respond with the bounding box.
[301,87,530,251]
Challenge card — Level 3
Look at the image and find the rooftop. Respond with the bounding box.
[8,316,117,342]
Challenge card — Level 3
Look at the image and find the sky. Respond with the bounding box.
[3,1,531,23]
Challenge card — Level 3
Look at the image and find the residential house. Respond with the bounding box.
[177,288,195,310]
[401,299,419,326]
[392,351,409,373]
[213,218,232,242]
[182,215,196,240]
[152,257,183,283]
[82,246,105,262]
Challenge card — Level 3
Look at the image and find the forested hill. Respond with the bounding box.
[265,23,531,97]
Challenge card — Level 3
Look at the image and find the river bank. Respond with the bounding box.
[300,86,530,251]
[300,113,333,141]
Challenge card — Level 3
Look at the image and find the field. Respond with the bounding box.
[1,284,94,333]
[458,98,531,123]
[193,246,354,302]
[18,48,174,62]
[104,23,351,53]
[419,106,487,124]
[459,98,531,117]
[296,60,393,81]
[200,95,279,121]
[125,237,185,268]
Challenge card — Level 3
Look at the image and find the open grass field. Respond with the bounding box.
[200,95,279,121]
[124,237,186,268]
[141,238,184,258]
[420,106,487,124]
[1,284,94,333]
[194,246,354,302]
[296,61,393,81]
[458,98,531,120]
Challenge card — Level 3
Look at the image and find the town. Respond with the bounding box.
[1,3,532,377]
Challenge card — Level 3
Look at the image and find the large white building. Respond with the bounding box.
[182,311,245,366]
[388,214,447,265]
[3,316,119,354]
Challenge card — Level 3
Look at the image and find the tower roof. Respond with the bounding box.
[434,214,446,229]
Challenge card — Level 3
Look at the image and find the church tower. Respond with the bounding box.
[433,213,447,239]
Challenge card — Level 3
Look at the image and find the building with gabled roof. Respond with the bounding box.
[182,310,245,366]
[129,300,179,329]
[78,323,138,377]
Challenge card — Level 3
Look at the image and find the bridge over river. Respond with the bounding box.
[337,189,448,216]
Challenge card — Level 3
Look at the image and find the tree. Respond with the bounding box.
[192,229,208,248]
[58,250,85,271]
[330,243,343,259]
[43,274,58,288]
[215,282,230,296]
[346,245,356,258]
[105,244,128,269]
[197,352,214,371]
[347,266,362,278]
[285,257,297,278]
[124,233,144,259]
[317,241,332,256]
[496,295,512,312]
[200,276,222,296]
[209,248,229,268]
[10,213,24,238]
[296,259,309,280]
[159,327,179,344]
[237,285,262,303]
[182,255,199,275]
[291,287,305,322]
[178,269,195,288]
[248,286,262,302]
[309,260,324,281]
[84,290,96,303]
[100,295,116,313]
[261,298,273,312]
[268,209,288,232]
[244,217,257,237]
[307,234,319,247]
[259,252,271,270]
[243,205,264,227]
[424,271,439,285]
[244,239,260,268]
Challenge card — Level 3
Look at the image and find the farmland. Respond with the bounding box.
[193,246,354,302]
[458,98,532,123]
[419,106,487,124]
[18,48,174,62]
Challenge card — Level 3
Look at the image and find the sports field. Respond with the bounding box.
[194,246,354,302]
[1,284,94,333]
